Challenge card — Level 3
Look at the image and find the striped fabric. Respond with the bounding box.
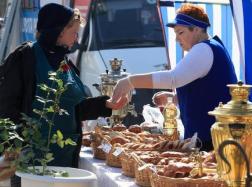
[230,0,252,98]
[161,1,241,81]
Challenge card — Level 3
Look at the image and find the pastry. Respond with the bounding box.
[112,124,127,131]
[128,125,142,133]
[110,136,129,145]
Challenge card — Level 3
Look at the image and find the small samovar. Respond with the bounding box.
[208,82,252,187]
[94,58,137,126]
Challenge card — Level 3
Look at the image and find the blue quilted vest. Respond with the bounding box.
[176,36,237,143]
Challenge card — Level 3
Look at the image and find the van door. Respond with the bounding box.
[77,0,169,124]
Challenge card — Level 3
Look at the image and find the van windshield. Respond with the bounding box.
[94,0,165,49]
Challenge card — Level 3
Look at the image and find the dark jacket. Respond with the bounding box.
[0,41,111,130]
[1,42,112,168]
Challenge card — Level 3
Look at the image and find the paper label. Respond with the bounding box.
[112,147,123,157]
[102,143,112,153]
[149,165,157,173]
[97,142,112,153]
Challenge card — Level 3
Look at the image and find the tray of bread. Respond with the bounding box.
[82,123,226,187]
[148,151,227,187]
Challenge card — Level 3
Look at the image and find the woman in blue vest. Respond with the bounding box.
[0,3,126,187]
[110,3,237,151]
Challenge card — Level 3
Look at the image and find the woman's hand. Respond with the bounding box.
[111,77,134,103]
[106,95,129,110]
[152,91,176,107]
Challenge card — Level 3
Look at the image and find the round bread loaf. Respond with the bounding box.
[128,125,142,133]
[112,124,127,131]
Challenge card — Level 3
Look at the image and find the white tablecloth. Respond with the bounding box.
[79,147,138,187]
[0,179,10,187]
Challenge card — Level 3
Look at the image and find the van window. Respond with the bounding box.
[93,0,164,49]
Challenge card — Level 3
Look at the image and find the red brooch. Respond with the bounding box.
[59,63,70,72]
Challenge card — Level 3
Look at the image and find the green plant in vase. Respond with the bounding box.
[0,62,76,178]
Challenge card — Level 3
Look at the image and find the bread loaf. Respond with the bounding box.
[112,124,127,131]
[163,161,195,177]
[110,136,130,145]
[160,151,187,158]
[128,125,142,133]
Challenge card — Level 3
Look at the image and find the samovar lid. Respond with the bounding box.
[100,58,130,81]
[110,58,122,72]
[208,81,252,117]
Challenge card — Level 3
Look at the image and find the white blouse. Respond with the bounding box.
[152,42,214,89]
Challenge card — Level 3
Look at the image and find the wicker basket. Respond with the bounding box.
[0,166,16,181]
[132,154,151,187]
[0,151,18,181]
[105,146,122,168]
[90,131,109,160]
[120,152,135,177]
[91,141,106,160]
[82,135,92,147]
[149,170,228,187]
[139,133,179,144]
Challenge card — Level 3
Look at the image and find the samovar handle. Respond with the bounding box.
[218,139,251,187]
[92,83,101,92]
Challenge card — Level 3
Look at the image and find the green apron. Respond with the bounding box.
[32,42,86,167]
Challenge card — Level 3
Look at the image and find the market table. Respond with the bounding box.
[79,147,138,187]
[0,179,10,187]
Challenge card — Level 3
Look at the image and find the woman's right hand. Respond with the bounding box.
[106,95,129,110]
[111,77,134,103]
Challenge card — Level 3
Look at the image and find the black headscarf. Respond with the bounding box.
[36,3,74,70]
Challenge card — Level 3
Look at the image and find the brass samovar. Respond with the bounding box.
[209,82,252,187]
[94,58,137,126]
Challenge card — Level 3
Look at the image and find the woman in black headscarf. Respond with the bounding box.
[0,3,126,187]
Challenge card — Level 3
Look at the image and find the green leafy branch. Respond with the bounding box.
[0,119,23,154]
[0,61,77,176]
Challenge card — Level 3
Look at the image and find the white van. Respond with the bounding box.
[76,0,169,124]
